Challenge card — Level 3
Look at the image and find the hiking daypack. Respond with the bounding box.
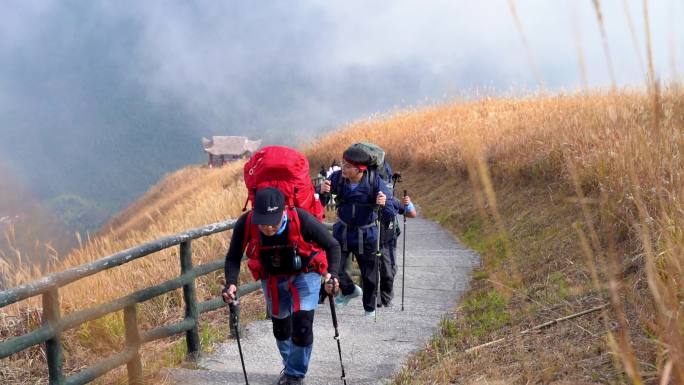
[243,146,325,222]
[348,142,385,168]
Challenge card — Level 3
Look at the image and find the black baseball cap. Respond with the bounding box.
[252,187,285,226]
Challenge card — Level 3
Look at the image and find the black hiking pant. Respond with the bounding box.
[379,239,397,305]
[338,249,379,312]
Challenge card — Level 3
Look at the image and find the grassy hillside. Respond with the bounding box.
[3,88,682,384]
[0,165,72,270]
[1,163,267,384]
[306,89,683,384]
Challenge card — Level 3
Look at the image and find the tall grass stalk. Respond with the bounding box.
[307,87,684,383]
[591,0,618,90]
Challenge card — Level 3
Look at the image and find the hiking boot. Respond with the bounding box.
[334,284,362,307]
[377,300,392,308]
[276,373,304,385]
[364,309,376,317]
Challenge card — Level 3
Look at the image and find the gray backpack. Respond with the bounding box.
[349,142,385,169]
[348,142,393,194]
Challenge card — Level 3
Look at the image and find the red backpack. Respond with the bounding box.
[243,146,325,221]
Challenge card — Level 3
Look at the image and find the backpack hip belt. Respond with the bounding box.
[338,219,376,255]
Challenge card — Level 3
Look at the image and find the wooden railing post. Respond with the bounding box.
[43,288,64,385]
[124,305,143,384]
[0,220,242,384]
[180,241,201,356]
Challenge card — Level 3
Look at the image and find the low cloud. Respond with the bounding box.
[0,0,678,227]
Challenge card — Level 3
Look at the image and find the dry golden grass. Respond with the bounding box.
[1,162,258,383]
[3,87,683,384]
[306,87,684,384]
[308,90,682,194]
[4,163,248,309]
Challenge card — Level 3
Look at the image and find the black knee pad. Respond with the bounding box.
[291,310,315,347]
[271,316,291,341]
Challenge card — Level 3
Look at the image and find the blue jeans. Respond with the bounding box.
[261,272,321,378]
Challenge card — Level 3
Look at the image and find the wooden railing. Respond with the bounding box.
[0,219,262,385]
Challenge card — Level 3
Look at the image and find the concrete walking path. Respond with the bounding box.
[165,214,479,384]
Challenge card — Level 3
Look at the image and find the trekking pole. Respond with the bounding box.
[327,281,348,385]
[228,298,249,385]
[375,206,382,323]
[401,190,407,312]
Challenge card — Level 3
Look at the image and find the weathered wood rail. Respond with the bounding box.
[0,219,263,385]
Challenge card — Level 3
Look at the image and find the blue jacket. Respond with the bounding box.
[324,170,396,254]
[381,197,407,224]
[380,197,407,244]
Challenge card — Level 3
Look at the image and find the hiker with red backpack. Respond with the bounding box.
[320,145,396,317]
[221,147,342,385]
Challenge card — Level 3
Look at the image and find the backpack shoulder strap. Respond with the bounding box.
[335,172,346,207]
[335,172,343,196]
[242,211,254,252]
[286,207,302,240]
[368,169,379,203]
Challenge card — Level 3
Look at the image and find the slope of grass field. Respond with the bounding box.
[3,88,682,384]
[306,88,683,384]
[1,163,268,384]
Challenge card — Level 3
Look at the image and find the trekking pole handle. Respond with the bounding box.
[225,284,240,327]
[326,279,340,330]
[320,179,333,196]
[325,278,340,295]
[228,298,240,310]
[228,299,240,330]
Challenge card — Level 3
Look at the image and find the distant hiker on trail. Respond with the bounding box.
[222,187,341,385]
[320,146,396,317]
[379,193,417,307]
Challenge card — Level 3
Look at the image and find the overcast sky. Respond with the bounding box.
[0,0,680,212]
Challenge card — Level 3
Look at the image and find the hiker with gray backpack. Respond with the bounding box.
[320,144,396,317]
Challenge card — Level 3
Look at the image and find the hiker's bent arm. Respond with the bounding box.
[224,213,248,287]
[296,208,341,278]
